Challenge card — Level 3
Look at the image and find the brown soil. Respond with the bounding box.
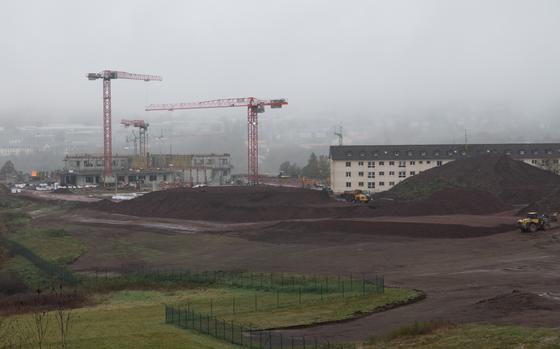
[246,220,514,245]
[367,188,509,217]
[92,186,358,222]
[384,154,560,204]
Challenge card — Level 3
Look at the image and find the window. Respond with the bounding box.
[379,161,384,166]
[420,151,427,157]
[345,161,351,167]
[394,151,400,157]
[358,181,364,187]
[389,181,395,186]
[345,182,351,188]
[399,161,406,167]
[379,171,385,176]
[367,161,375,168]
[434,150,440,156]
[519,150,525,155]
[419,161,423,164]
[437,160,443,166]
[367,182,375,189]
[407,151,413,156]
[128,176,136,182]
[163,175,167,181]
[358,171,364,177]
[360,152,366,158]
[426,160,431,164]
[389,161,395,166]
[410,171,416,176]
[389,171,395,176]
[372,151,379,157]
[85,176,93,183]
[345,171,352,177]
[346,151,353,157]
[409,161,415,165]
[358,161,364,166]
[149,174,157,181]
[398,171,406,178]
[368,171,375,178]
[379,181,385,186]
[117,176,125,182]
[531,159,538,165]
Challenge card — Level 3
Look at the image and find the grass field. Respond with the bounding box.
[365,323,560,349]
[1,287,416,349]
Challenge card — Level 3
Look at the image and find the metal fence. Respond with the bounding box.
[165,305,357,349]
[3,238,79,286]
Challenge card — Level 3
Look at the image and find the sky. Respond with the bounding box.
[2,0,560,142]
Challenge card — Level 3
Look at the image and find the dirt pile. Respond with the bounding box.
[520,186,560,215]
[248,220,513,244]
[475,291,560,313]
[94,186,353,222]
[384,154,560,205]
[368,188,508,216]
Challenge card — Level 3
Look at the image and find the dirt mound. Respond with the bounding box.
[93,186,353,222]
[519,186,560,215]
[385,154,560,205]
[246,220,514,244]
[368,188,508,216]
[475,290,560,313]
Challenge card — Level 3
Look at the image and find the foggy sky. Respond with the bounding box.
[2,0,560,142]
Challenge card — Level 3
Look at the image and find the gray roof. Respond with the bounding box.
[330,143,560,161]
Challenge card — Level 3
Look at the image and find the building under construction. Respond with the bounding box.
[60,153,232,187]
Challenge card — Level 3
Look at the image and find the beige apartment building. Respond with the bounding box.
[330,143,560,194]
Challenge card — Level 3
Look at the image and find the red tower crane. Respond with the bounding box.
[121,119,150,157]
[145,97,288,185]
[87,70,162,179]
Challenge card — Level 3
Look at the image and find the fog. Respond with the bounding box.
[2,0,560,171]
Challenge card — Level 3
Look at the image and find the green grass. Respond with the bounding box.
[2,287,417,349]
[7,227,86,265]
[170,287,417,329]
[365,324,560,349]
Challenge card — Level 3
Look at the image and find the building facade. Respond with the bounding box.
[330,143,560,194]
[60,153,232,187]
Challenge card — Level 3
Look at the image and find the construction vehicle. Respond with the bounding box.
[340,190,370,204]
[517,211,557,232]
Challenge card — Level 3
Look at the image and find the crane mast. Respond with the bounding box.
[87,70,162,180]
[146,97,287,185]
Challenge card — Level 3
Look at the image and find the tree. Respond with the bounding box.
[278,161,301,177]
[302,153,319,178]
[317,155,330,180]
[55,284,74,349]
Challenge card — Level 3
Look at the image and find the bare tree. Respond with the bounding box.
[31,289,50,349]
[54,284,74,349]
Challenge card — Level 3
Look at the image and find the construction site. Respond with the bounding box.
[1,68,560,349]
[3,65,560,349]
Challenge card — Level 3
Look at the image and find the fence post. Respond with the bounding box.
[233,296,236,314]
[210,298,213,316]
[231,320,234,343]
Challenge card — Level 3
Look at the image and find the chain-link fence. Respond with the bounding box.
[165,305,357,349]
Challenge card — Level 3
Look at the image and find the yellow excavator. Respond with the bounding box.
[517,212,556,232]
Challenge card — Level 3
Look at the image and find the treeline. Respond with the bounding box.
[279,153,329,179]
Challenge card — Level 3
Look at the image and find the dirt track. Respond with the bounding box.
[44,207,560,343]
